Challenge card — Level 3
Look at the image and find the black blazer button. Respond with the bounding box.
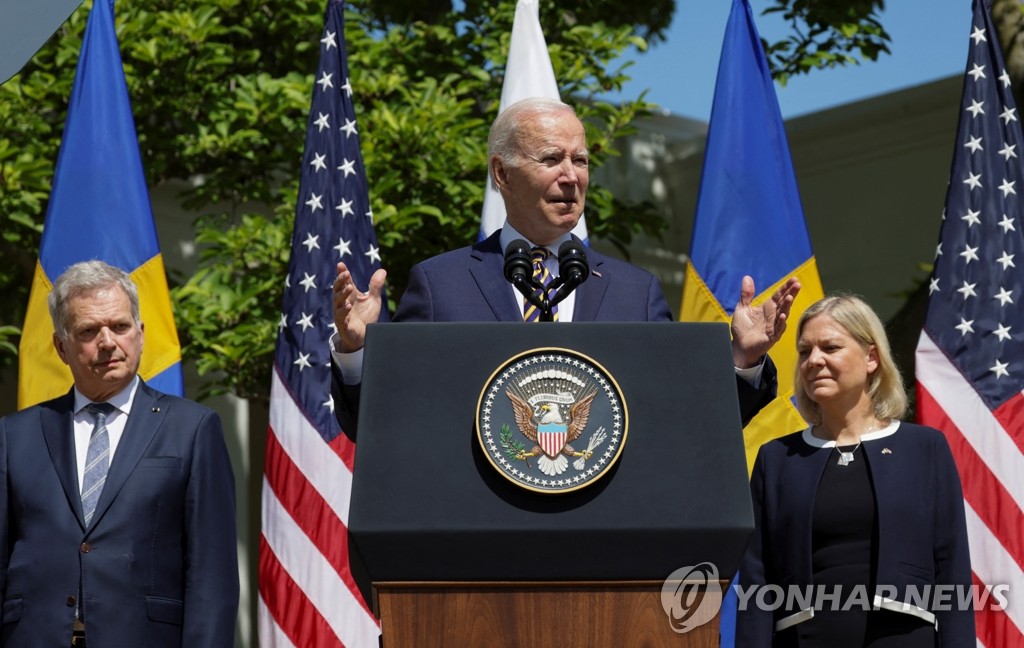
[66,595,76,607]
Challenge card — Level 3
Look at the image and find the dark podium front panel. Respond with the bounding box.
[348,322,753,586]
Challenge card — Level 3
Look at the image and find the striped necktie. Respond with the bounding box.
[82,402,116,526]
[524,246,558,322]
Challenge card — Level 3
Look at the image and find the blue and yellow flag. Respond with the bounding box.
[18,0,182,408]
[681,0,824,471]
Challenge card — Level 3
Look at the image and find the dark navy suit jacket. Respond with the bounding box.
[0,381,238,647]
[737,422,974,647]
[334,230,777,435]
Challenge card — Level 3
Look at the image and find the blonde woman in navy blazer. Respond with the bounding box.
[737,295,974,647]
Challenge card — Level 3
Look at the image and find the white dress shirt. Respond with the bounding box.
[498,223,577,322]
[72,375,139,492]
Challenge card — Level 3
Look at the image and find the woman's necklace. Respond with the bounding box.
[818,423,877,466]
[837,443,861,466]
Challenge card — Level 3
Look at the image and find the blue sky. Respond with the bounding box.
[609,0,973,120]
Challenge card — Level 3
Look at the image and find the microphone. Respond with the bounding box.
[504,239,548,314]
[503,239,534,288]
[550,239,589,306]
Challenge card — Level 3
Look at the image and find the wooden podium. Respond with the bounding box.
[348,323,754,647]
[373,580,727,647]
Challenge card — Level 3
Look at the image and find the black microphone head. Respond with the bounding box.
[557,239,589,284]
[503,239,533,284]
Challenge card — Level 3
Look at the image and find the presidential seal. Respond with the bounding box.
[476,348,628,493]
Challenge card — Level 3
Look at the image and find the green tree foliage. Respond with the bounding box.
[362,0,677,43]
[992,0,1024,110]
[762,0,890,85]
[0,0,666,400]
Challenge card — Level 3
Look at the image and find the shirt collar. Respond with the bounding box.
[498,223,573,258]
[801,420,900,447]
[74,374,140,417]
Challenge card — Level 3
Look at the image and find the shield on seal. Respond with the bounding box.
[537,422,568,457]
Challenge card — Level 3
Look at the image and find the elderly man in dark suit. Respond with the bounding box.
[0,260,238,647]
[331,97,801,431]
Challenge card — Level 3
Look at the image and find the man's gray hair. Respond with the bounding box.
[49,260,141,339]
[487,97,579,189]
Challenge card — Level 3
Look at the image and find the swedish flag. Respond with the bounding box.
[682,4,826,644]
[18,0,181,408]
[680,0,824,472]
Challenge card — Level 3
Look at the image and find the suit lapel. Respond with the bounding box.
[40,391,85,524]
[790,446,831,583]
[574,248,607,322]
[470,231,608,322]
[469,232,522,321]
[860,431,899,534]
[89,382,165,529]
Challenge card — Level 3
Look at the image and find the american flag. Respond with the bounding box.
[258,1,383,645]
[914,1,1024,645]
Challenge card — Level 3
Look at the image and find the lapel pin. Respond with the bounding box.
[592,270,602,278]
[152,407,161,412]
[882,448,892,455]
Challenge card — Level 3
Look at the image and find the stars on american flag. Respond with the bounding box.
[320,29,336,51]
[915,7,1024,646]
[261,4,386,643]
[334,237,352,257]
[299,272,317,292]
[272,4,385,426]
[317,71,334,92]
[925,18,1024,398]
[302,233,320,252]
[336,196,354,217]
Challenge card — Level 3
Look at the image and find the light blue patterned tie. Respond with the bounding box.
[82,403,115,526]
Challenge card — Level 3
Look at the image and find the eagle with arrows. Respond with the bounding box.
[506,384,598,476]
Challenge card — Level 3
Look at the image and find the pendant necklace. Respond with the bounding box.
[837,443,860,466]
[835,425,876,466]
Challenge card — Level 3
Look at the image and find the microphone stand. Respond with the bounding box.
[509,273,555,321]
[504,238,589,322]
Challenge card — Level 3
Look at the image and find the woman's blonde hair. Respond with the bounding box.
[793,294,907,424]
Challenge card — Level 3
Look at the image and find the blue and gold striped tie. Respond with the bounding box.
[524,247,558,322]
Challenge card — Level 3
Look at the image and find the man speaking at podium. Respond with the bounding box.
[331,97,800,432]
